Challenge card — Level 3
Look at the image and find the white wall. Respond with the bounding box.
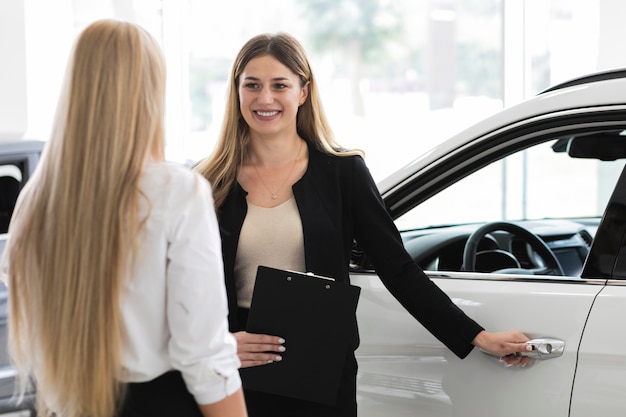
[0,1,27,140]
[1,1,625,144]
[597,0,626,70]
[0,0,73,142]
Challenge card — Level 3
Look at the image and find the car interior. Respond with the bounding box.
[353,129,626,278]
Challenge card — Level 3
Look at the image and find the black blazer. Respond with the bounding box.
[217,144,484,359]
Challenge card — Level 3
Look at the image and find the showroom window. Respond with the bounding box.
[69,0,603,182]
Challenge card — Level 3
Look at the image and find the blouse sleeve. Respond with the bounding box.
[165,171,241,404]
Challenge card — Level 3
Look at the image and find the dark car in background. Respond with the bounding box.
[0,139,45,416]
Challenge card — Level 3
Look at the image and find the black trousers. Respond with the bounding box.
[117,370,203,417]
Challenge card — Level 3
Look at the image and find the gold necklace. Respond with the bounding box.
[253,140,303,200]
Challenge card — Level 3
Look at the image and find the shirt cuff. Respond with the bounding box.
[192,366,242,405]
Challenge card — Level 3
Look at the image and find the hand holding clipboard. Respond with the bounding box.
[240,266,361,405]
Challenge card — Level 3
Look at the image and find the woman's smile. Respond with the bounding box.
[238,55,308,136]
[254,110,280,119]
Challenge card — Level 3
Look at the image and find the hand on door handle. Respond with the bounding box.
[520,337,565,359]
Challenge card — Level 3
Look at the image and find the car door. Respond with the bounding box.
[569,168,626,417]
[352,108,626,417]
[353,273,602,417]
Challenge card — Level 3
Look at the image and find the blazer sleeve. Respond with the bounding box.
[347,156,484,358]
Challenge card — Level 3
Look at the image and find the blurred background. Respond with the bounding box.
[2,0,624,182]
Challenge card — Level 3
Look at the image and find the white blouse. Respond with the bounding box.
[121,162,240,405]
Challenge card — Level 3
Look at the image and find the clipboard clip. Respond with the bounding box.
[285,270,335,290]
[284,269,335,281]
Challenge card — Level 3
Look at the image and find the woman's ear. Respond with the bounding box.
[299,81,310,106]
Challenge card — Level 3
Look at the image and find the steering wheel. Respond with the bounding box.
[462,221,564,276]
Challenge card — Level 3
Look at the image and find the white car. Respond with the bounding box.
[352,68,626,417]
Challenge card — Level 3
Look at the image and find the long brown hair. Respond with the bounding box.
[194,32,362,209]
[2,19,166,417]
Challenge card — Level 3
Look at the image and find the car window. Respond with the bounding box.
[395,139,624,231]
[391,134,626,277]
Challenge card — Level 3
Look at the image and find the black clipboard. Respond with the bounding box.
[240,265,361,405]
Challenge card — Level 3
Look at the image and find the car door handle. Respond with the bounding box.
[520,337,565,359]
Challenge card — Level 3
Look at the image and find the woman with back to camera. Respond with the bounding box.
[194,32,532,416]
[1,20,247,417]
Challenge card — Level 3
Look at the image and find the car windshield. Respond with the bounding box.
[394,137,626,232]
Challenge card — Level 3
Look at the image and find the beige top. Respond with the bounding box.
[234,197,306,308]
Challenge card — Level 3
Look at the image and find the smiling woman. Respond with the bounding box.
[192,30,533,417]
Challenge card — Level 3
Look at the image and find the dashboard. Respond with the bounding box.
[399,218,597,277]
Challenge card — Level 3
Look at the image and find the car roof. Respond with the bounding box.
[377,68,626,196]
[539,67,626,94]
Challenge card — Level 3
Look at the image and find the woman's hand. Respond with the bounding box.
[233,331,286,368]
[472,330,532,366]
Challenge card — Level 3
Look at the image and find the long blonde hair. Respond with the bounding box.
[194,32,363,209]
[2,19,166,417]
